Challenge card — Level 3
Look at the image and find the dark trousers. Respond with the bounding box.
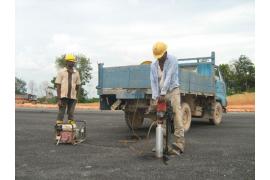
[56,98,77,121]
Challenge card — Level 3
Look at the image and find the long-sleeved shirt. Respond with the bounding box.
[150,54,179,100]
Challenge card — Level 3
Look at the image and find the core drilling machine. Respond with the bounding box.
[155,100,175,163]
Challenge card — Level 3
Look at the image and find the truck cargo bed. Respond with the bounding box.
[97,63,215,97]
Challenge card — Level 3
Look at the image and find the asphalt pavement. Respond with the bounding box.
[15,109,255,180]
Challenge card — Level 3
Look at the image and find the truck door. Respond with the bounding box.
[214,67,227,107]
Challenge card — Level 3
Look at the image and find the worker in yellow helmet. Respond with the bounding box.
[55,54,81,126]
[150,42,185,154]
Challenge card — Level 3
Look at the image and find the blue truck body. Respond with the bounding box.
[97,52,227,130]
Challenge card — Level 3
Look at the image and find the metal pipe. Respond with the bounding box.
[155,124,163,158]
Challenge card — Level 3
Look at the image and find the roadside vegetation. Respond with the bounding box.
[219,55,255,95]
[15,54,255,104]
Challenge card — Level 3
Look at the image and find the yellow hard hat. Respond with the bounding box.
[64,54,76,62]
[152,41,167,59]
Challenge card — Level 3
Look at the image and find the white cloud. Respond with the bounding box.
[48,33,85,54]
[201,2,254,25]
[15,0,254,97]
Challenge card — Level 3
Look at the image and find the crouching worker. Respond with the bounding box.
[55,54,81,126]
[150,42,185,154]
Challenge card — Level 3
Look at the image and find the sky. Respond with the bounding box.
[15,0,255,98]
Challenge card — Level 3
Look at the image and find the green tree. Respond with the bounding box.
[218,55,255,95]
[232,55,255,92]
[49,77,57,90]
[219,64,232,85]
[15,77,27,94]
[219,64,234,94]
[51,54,93,102]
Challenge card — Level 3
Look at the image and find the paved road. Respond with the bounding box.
[15,109,255,180]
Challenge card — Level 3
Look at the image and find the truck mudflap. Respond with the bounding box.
[223,107,227,113]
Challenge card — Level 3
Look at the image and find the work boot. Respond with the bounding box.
[172,137,185,153]
[56,120,63,125]
[168,146,180,156]
[68,120,76,128]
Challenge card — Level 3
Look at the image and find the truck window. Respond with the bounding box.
[214,67,220,80]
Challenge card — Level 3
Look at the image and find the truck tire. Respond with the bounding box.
[209,102,223,125]
[181,103,192,132]
[125,111,144,130]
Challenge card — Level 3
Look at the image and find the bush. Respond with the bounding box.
[78,97,99,103]
[47,97,57,104]
[37,97,46,104]
[37,96,57,104]
[88,98,99,103]
[38,96,99,104]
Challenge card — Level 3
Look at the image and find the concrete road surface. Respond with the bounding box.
[15,109,255,180]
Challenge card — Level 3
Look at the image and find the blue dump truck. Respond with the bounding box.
[96,52,227,132]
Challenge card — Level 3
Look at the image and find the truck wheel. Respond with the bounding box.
[181,103,192,132]
[209,102,223,125]
[125,111,144,130]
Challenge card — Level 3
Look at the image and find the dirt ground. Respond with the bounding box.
[227,92,255,112]
[15,93,255,112]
